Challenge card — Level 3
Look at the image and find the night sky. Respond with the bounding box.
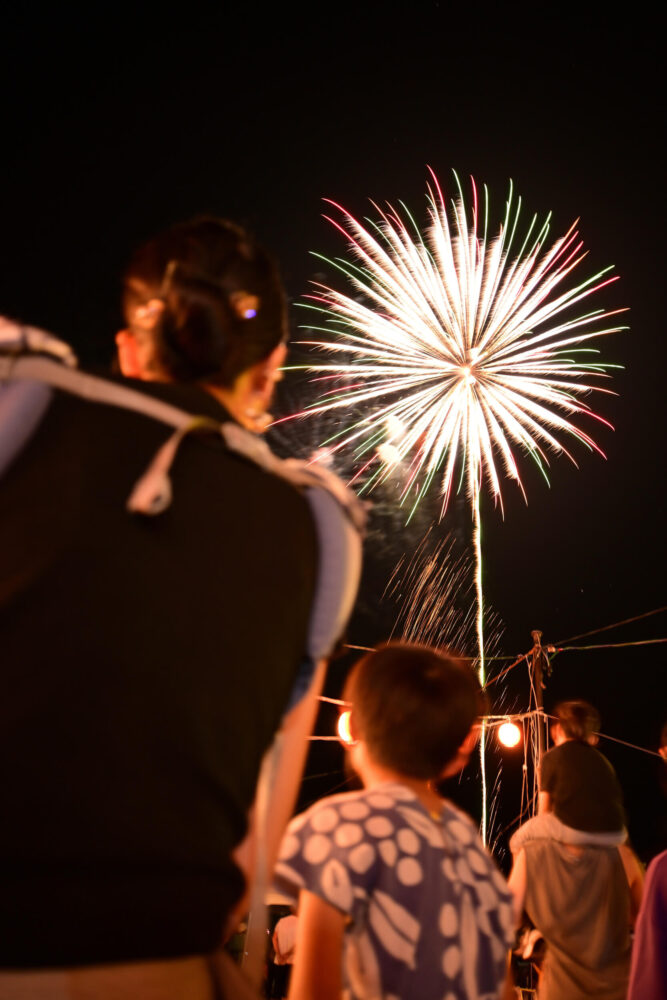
[2,8,665,864]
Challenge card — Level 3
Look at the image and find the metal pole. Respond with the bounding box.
[531,629,546,771]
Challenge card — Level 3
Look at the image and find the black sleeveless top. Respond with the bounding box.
[0,377,317,967]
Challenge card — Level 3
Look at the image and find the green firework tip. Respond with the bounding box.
[398,201,426,245]
[529,450,552,486]
[504,194,522,258]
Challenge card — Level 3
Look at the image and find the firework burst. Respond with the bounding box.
[297,169,625,518]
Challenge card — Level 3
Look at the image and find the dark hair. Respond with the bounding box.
[554,700,600,741]
[343,642,482,780]
[124,217,288,386]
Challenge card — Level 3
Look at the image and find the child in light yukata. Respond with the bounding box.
[274,642,515,1000]
[510,700,626,855]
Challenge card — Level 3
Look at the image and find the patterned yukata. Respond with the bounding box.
[274,782,514,1000]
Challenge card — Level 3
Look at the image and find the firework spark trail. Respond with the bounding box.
[295,170,625,840]
[385,527,503,654]
[385,529,475,649]
[385,526,506,843]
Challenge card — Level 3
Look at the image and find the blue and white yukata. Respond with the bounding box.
[275,782,514,1000]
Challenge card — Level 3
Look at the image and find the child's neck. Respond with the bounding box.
[356,757,444,817]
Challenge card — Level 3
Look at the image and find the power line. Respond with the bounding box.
[485,653,529,687]
[595,732,663,759]
[558,638,667,652]
[346,606,667,667]
[343,642,518,662]
[555,605,667,645]
[485,635,667,689]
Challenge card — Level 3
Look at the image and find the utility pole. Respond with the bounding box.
[530,630,547,766]
[529,630,555,799]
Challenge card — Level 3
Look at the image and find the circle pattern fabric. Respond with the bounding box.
[274,783,514,1000]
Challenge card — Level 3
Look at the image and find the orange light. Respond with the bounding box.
[497,721,522,748]
[337,710,354,745]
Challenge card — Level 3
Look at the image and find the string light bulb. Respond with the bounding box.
[337,710,354,746]
[498,721,522,748]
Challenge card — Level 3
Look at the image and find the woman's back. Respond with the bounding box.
[0,377,318,966]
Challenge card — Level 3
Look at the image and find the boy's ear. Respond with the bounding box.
[441,724,480,779]
[587,733,599,746]
[348,707,360,743]
[459,726,480,757]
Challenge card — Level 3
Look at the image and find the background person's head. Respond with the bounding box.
[551,700,600,745]
[343,642,482,782]
[116,218,288,427]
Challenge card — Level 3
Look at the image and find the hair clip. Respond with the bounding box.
[229,291,260,320]
[159,260,178,298]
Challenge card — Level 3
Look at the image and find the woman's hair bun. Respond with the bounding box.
[125,218,287,385]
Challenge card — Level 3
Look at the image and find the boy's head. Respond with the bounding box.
[343,642,482,781]
[552,700,600,744]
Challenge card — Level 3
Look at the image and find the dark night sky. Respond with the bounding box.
[1,7,665,863]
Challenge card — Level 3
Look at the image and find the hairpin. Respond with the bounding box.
[229,291,260,320]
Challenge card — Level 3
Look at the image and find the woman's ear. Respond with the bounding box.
[115,329,142,378]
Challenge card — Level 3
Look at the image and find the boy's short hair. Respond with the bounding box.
[343,642,482,780]
[554,700,600,741]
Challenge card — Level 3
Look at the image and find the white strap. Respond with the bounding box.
[1,355,195,431]
[2,354,366,529]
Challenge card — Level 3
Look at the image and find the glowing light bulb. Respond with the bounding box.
[497,721,522,748]
[337,710,354,745]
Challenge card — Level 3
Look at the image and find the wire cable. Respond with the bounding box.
[557,638,667,652]
[554,605,667,645]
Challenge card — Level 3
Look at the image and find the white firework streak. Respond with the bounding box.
[296,170,626,842]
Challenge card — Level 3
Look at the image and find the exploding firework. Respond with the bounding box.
[294,170,625,841]
[297,170,624,516]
